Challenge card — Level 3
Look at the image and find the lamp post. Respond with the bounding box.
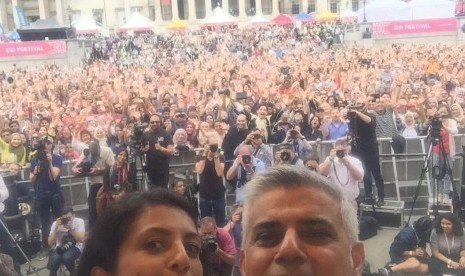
[363,0,367,22]
[66,5,72,27]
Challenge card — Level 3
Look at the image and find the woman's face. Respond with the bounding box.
[10,134,22,147]
[438,107,448,117]
[117,150,128,163]
[310,117,320,129]
[206,115,214,124]
[95,129,106,139]
[451,105,461,118]
[38,127,48,137]
[404,114,414,124]
[174,182,186,195]
[114,205,202,276]
[62,127,71,137]
[200,123,209,132]
[327,97,336,106]
[185,125,194,135]
[440,218,453,235]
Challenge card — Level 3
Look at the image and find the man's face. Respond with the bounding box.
[150,115,162,131]
[251,132,262,146]
[330,109,340,122]
[236,115,247,130]
[240,186,364,276]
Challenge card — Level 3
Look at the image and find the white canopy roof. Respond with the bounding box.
[357,0,455,23]
[202,7,238,26]
[116,11,155,32]
[73,15,108,35]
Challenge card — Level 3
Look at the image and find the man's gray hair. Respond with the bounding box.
[242,165,359,247]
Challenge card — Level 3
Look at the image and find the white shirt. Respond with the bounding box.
[327,155,364,201]
[0,175,8,213]
[50,217,85,251]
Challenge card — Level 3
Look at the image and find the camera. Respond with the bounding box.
[280,151,291,162]
[131,123,148,150]
[34,139,49,170]
[60,216,69,225]
[290,129,299,139]
[209,144,218,153]
[429,115,443,140]
[336,150,345,159]
[201,233,218,253]
[77,149,95,176]
[242,155,252,164]
[56,235,76,255]
[252,134,261,140]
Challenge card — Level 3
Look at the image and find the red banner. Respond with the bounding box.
[372,18,457,36]
[0,40,67,57]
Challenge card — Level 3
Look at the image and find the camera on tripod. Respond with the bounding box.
[429,115,445,141]
[130,123,148,150]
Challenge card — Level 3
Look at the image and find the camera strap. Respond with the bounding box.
[332,160,350,186]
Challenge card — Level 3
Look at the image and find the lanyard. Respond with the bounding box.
[444,233,455,256]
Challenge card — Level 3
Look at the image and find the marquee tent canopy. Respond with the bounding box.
[116,11,155,32]
[248,14,270,26]
[168,19,187,30]
[294,12,314,22]
[315,11,338,21]
[202,7,238,26]
[357,0,455,23]
[271,13,294,25]
[72,15,108,35]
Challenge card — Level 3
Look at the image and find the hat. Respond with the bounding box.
[44,136,54,144]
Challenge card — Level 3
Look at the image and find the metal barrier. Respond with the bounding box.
[7,135,465,216]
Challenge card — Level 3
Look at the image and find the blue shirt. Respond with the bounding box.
[327,121,348,141]
[30,154,63,197]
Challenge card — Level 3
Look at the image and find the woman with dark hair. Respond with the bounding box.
[327,95,340,108]
[303,116,324,141]
[429,213,465,275]
[96,148,131,216]
[75,189,202,276]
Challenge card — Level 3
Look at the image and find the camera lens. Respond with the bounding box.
[242,155,251,164]
[336,150,345,159]
[209,144,218,152]
[280,151,291,161]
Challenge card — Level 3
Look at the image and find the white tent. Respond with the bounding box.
[202,7,238,26]
[357,0,455,23]
[73,15,108,35]
[116,11,155,32]
[248,14,270,26]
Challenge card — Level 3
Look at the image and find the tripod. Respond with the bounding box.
[407,137,458,226]
[128,147,148,191]
[0,216,40,276]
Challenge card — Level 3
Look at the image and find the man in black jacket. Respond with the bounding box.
[222,114,249,190]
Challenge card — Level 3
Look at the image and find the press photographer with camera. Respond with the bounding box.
[319,138,364,207]
[281,126,312,160]
[29,136,64,250]
[71,140,114,229]
[47,207,85,276]
[199,216,236,276]
[234,128,273,168]
[274,143,304,166]
[226,145,265,203]
[195,139,226,226]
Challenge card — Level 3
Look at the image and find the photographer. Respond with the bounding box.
[226,145,265,202]
[47,207,85,276]
[29,136,64,250]
[319,138,364,207]
[199,216,236,276]
[282,126,312,160]
[234,128,273,168]
[348,99,386,206]
[195,139,226,226]
[142,114,174,189]
[274,143,304,166]
[72,140,114,229]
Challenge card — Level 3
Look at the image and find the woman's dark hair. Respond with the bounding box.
[310,116,322,128]
[326,95,340,108]
[438,104,452,118]
[75,189,199,275]
[435,213,463,236]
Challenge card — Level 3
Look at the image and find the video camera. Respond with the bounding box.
[130,123,148,150]
[76,149,96,177]
[429,114,446,141]
[34,139,49,170]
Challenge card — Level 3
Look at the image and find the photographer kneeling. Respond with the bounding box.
[199,216,236,276]
[47,207,85,276]
[71,140,114,230]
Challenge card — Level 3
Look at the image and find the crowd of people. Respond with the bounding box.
[0,22,465,275]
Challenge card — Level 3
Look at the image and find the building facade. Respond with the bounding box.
[0,0,364,31]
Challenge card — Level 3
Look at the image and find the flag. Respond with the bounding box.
[162,0,171,5]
